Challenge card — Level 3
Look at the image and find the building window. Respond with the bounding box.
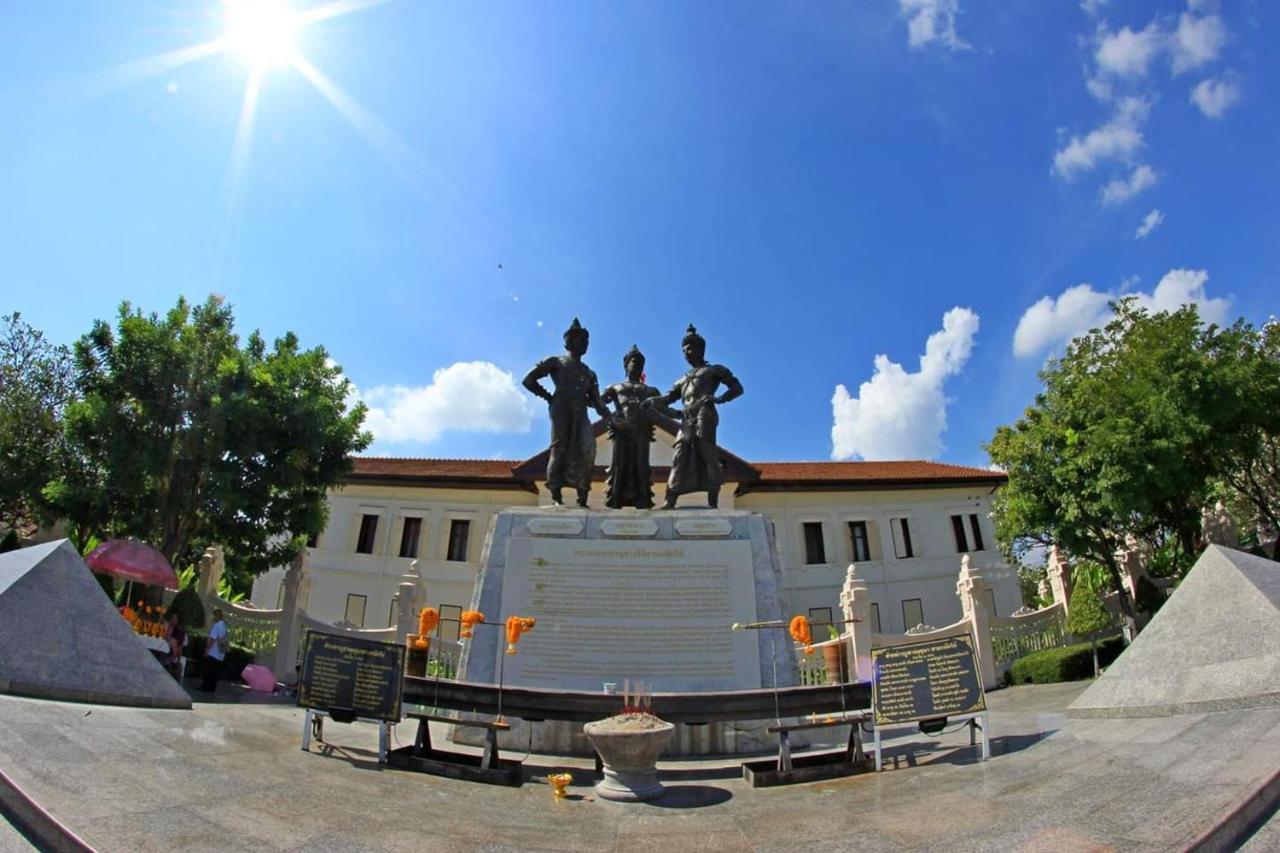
[984,588,998,619]
[399,517,422,559]
[848,521,870,562]
[808,607,833,634]
[951,515,970,553]
[889,517,914,559]
[969,514,986,552]
[306,532,318,548]
[446,519,470,562]
[344,593,367,627]
[355,514,378,554]
[870,602,881,633]
[802,522,826,565]
[276,584,285,609]
[901,598,923,631]
[388,595,398,627]
[438,604,461,641]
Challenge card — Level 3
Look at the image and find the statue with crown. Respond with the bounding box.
[646,324,744,509]
[522,318,611,507]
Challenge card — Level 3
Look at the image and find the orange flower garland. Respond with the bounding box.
[505,616,536,654]
[789,614,814,655]
[460,610,485,638]
[415,607,439,648]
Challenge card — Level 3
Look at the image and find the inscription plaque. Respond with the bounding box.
[297,632,405,722]
[601,518,659,538]
[527,517,585,536]
[675,518,733,538]
[498,537,760,691]
[871,634,986,726]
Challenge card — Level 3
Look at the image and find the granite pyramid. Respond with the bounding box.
[0,539,191,709]
[1070,544,1280,718]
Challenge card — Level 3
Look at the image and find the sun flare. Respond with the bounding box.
[223,0,302,70]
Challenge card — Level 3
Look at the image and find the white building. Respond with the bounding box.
[251,424,1015,640]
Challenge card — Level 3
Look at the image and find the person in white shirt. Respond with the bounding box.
[201,609,228,693]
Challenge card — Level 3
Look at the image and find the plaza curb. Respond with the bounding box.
[1185,764,1280,853]
[0,767,96,853]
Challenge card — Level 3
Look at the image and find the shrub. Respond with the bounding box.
[1009,636,1125,684]
[1135,575,1166,619]
[1066,583,1113,637]
[166,586,206,630]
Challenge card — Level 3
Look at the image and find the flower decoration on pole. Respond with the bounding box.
[415,607,439,649]
[460,610,486,639]
[506,615,536,655]
[789,614,814,655]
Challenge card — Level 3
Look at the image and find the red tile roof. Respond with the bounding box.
[750,460,1005,485]
[344,456,1004,490]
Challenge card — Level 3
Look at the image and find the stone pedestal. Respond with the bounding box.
[584,716,675,802]
[455,508,796,755]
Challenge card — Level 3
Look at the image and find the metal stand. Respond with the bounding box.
[301,708,392,764]
[872,711,989,771]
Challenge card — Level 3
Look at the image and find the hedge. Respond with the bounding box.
[1009,635,1125,685]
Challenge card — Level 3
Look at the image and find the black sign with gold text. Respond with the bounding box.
[298,632,405,722]
[871,634,986,725]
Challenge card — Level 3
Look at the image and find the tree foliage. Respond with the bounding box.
[987,299,1267,631]
[0,313,76,532]
[46,295,370,588]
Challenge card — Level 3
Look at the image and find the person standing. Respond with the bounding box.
[522,318,612,507]
[645,325,743,509]
[602,345,667,509]
[201,608,228,693]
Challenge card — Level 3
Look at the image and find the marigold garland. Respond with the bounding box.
[506,615,536,654]
[460,610,485,638]
[789,614,814,655]
[416,607,439,646]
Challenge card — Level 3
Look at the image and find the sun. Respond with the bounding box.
[223,0,302,70]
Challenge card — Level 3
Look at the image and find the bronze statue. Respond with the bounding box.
[522,318,610,507]
[645,325,743,509]
[602,345,667,509]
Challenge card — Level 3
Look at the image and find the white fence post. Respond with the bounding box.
[839,563,874,681]
[196,545,225,613]
[956,555,999,690]
[1047,545,1072,618]
[394,560,421,648]
[273,548,311,684]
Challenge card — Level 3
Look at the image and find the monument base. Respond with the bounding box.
[455,508,798,756]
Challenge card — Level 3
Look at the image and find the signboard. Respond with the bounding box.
[297,632,405,722]
[871,634,986,726]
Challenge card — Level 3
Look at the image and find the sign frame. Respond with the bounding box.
[297,630,406,723]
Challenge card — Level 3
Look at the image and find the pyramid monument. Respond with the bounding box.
[1070,545,1280,718]
[0,540,192,709]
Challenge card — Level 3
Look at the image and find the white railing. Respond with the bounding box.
[871,617,973,649]
[212,597,284,659]
[991,601,1067,670]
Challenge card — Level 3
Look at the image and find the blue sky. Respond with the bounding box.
[1,0,1275,468]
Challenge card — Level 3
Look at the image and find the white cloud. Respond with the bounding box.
[1013,284,1114,358]
[1081,0,1108,17]
[1171,10,1226,74]
[1190,74,1241,118]
[899,0,969,51]
[1013,268,1231,356]
[1052,96,1149,180]
[1134,208,1165,239]
[1101,163,1158,204]
[831,307,979,460]
[1095,22,1163,77]
[357,361,534,445]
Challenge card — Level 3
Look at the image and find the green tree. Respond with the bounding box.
[1217,320,1280,558]
[46,295,370,591]
[988,299,1261,636]
[0,313,76,533]
[1066,582,1113,677]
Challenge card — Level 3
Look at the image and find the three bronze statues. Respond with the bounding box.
[523,320,742,509]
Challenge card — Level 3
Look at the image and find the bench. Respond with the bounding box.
[741,712,873,787]
[385,711,522,786]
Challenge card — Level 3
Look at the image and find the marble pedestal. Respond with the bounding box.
[454,508,798,756]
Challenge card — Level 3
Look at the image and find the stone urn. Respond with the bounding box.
[583,714,675,802]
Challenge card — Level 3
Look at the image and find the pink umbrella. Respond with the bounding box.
[85,540,179,589]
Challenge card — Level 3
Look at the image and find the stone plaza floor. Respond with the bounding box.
[2,680,1278,851]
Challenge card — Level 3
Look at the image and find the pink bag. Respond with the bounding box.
[241,664,276,693]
